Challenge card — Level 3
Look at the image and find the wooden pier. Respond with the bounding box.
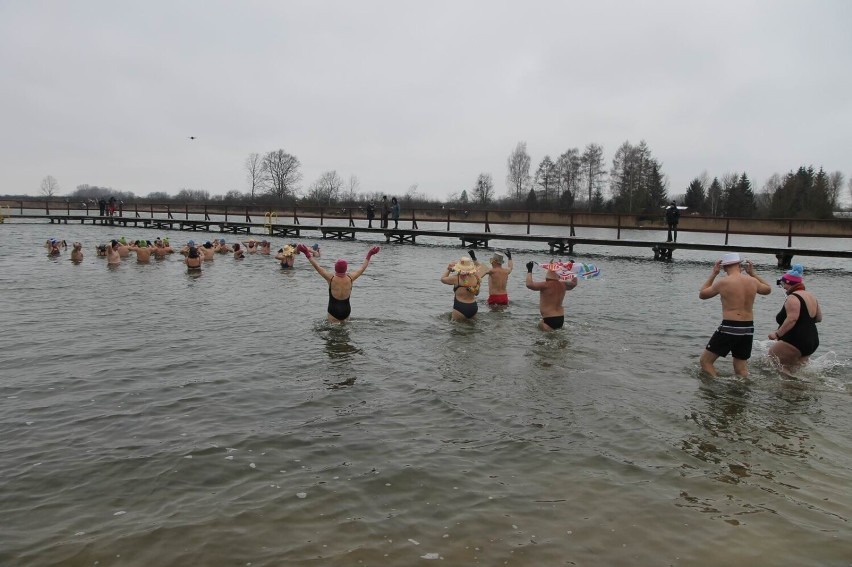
[8,213,852,268]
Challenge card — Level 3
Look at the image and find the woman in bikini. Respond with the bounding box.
[298,244,380,323]
[441,257,481,321]
[275,245,297,269]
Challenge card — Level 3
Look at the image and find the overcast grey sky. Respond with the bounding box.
[1,0,850,202]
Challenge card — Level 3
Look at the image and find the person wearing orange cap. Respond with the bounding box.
[698,252,772,377]
[298,244,380,323]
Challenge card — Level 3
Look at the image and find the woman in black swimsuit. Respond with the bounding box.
[768,264,822,372]
[299,244,380,323]
[440,256,481,321]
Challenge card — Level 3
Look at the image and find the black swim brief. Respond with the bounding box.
[705,320,754,360]
[542,315,564,330]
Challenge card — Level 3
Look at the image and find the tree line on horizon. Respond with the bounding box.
[24,144,851,219]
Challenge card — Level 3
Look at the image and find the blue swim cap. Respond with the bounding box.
[312,243,319,250]
[188,240,195,246]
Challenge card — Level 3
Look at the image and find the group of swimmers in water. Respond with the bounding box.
[44,237,822,375]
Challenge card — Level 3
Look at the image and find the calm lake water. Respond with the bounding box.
[1,219,850,566]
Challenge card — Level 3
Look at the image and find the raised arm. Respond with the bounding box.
[441,262,458,285]
[351,246,380,281]
[506,249,514,273]
[525,261,546,290]
[698,261,722,299]
[744,260,772,295]
[298,244,331,281]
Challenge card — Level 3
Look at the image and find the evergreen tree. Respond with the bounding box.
[684,177,706,212]
[526,188,538,208]
[706,177,723,216]
[724,173,756,217]
[643,161,668,213]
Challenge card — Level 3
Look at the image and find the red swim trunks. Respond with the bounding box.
[487,294,509,306]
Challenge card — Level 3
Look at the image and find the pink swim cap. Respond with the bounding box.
[334,259,348,275]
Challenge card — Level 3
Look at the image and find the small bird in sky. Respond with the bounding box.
[188,136,197,140]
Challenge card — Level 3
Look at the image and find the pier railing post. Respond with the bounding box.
[224,206,228,223]
[526,211,531,235]
[185,204,189,220]
[320,207,324,226]
[787,220,793,248]
[617,215,621,239]
[447,210,451,231]
[150,204,154,218]
[725,219,730,245]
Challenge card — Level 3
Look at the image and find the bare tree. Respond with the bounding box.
[40,175,59,197]
[343,175,361,203]
[506,141,531,201]
[580,143,606,211]
[534,156,558,204]
[307,170,344,205]
[556,148,581,206]
[262,149,302,200]
[472,173,495,205]
[245,153,264,200]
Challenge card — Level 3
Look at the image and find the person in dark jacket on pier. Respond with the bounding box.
[665,201,680,242]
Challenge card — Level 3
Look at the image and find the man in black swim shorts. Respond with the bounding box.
[698,252,771,377]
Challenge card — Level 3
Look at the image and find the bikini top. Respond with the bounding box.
[454,274,481,295]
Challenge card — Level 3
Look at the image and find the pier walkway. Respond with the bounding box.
[9,212,852,268]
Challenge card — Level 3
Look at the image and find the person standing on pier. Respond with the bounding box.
[391,197,400,229]
[98,197,107,216]
[665,201,680,242]
[698,252,772,377]
[381,196,390,229]
[366,202,376,228]
[525,260,578,331]
[482,250,514,307]
[297,244,380,323]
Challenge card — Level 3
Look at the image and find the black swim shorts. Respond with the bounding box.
[705,320,754,360]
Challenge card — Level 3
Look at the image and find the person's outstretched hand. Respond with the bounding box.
[296,243,311,257]
[367,246,380,259]
[468,250,477,261]
[526,261,534,273]
[505,249,512,260]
